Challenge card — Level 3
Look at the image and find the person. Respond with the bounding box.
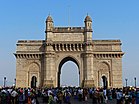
[73,90,77,100]
[78,88,83,101]
[116,89,123,104]
[83,88,88,101]
[92,90,98,104]
[48,93,54,104]
[31,92,39,104]
[131,89,136,104]
[136,89,139,104]
[103,88,108,103]
[58,91,63,104]
[11,88,18,104]
[42,89,49,103]
[53,95,58,104]
[18,90,25,104]
[0,90,8,104]
[124,91,130,104]
[65,91,71,104]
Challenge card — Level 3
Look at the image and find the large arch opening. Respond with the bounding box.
[58,57,80,87]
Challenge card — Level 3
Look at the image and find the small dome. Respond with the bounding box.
[85,15,92,22]
[46,15,53,22]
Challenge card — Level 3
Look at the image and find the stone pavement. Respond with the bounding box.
[38,97,117,104]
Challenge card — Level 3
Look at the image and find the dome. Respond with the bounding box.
[46,15,53,22]
[85,15,92,22]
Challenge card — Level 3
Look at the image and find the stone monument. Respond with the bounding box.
[14,15,124,88]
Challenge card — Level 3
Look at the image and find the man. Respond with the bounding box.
[11,88,18,104]
[116,89,123,104]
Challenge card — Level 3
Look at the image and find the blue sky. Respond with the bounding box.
[0,0,139,87]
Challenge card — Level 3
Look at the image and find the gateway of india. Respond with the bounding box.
[14,15,124,88]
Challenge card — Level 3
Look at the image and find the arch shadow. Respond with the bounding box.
[31,76,37,88]
[102,76,108,89]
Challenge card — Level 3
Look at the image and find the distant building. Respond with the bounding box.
[14,15,124,88]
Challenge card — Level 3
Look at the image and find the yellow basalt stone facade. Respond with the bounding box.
[14,15,124,88]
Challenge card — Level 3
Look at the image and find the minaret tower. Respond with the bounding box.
[83,15,94,87]
[84,15,93,42]
[45,15,54,40]
[44,15,56,87]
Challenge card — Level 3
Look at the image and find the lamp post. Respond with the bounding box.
[14,78,16,87]
[134,77,136,88]
[125,78,128,87]
[4,77,6,88]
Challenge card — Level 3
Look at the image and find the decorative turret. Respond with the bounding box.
[84,15,92,31]
[45,15,54,32]
[84,15,93,42]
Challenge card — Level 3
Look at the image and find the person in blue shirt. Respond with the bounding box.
[136,89,139,104]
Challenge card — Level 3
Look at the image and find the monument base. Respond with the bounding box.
[43,80,54,88]
[83,80,94,88]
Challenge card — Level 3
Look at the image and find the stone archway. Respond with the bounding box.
[15,15,124,88]
[98,62,111,88]
[58,56,80,87]
[28,63,40,87]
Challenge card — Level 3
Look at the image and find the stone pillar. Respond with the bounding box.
[16,58,28,88]
[83,53,94,87]
[111,57,123,88]
[44,53,56,87]
[43,43,56,87]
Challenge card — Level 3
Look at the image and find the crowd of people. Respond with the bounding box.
[0,87,39,104]
[0,86,139,104]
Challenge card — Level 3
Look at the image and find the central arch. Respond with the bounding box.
[58,56,80,87]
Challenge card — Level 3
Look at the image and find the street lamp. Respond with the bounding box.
[14,78,16,87]
[4,77,6,88]
[125,78,128,87]
[134,77,136,88]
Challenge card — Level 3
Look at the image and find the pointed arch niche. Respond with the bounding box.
[28,63,40,87]
[97,61,111,88]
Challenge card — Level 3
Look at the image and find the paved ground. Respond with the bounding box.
[38,97,117,104]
